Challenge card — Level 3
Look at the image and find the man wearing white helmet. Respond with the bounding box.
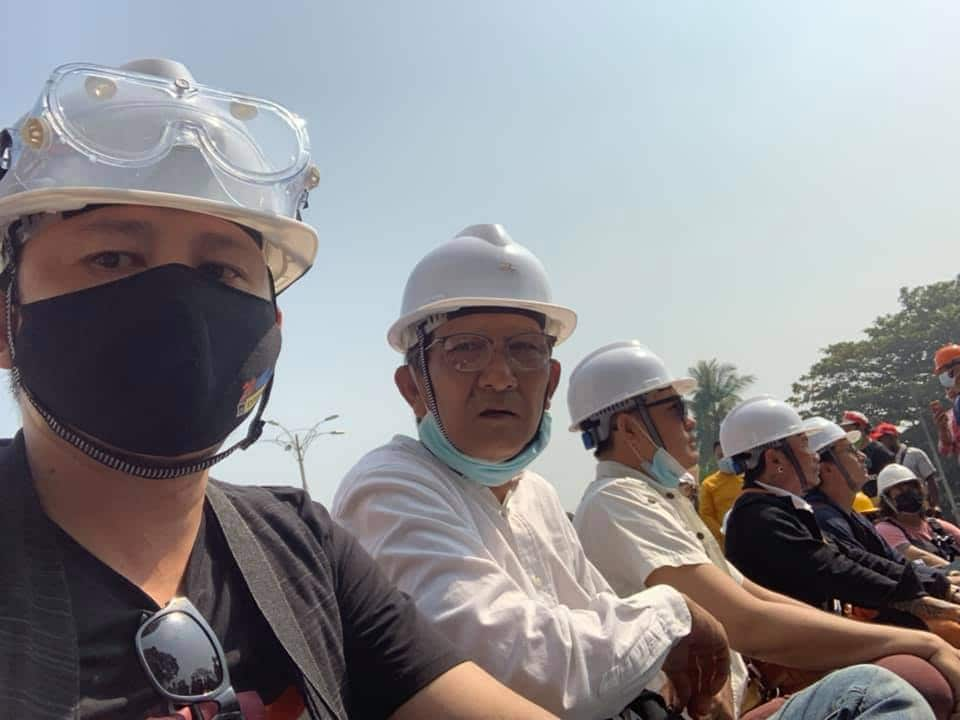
[876,464,960,570]
[334,226,733,719]
[722,399,960,634]
[805,419,960,613]
[0,60,557,720]
[570,343,960,719]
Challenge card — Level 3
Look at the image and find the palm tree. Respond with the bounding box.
[688,359,756,474]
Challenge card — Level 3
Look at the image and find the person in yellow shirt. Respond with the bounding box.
[699,441,744,545]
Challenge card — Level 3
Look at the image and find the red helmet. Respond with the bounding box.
[842,410,870,431]
[869,422,900,441]
[934,344,960,375]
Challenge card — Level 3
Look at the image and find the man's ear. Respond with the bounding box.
[0,294,11,371]
[763,447,786,474]
[395,365,427,419]
[543,359,561,410]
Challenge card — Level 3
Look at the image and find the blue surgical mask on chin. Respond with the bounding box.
[717,456,739,475]
[418,410,553,487]
[627,437,693,489]
[645,448,695,489]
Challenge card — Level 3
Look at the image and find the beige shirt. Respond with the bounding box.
[575,460,749,715]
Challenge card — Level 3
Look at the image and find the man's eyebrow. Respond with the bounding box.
[195,230,263,254]
[74,218,154,239]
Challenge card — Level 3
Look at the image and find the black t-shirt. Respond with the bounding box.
[56,489,465,719]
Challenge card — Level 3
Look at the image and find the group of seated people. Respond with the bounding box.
[9,55,960,720]
[327,224,960,719]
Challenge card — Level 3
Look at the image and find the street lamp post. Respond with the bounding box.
[264,415,344,491]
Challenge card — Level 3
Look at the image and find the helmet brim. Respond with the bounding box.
[0,187,318,293]
[388,296,578,352]
[567,376,698,432]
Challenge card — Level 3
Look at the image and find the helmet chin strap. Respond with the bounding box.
[825,447,859,493]
[778,441,811,492]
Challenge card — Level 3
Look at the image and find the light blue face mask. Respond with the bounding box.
[418,410,553,487]
[642,447,695,489]
[622,416,694,489]
[717,456,739,475]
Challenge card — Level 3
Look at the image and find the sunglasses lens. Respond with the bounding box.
[140,611,224,697]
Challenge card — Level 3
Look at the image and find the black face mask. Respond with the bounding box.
[893,488,925,515]
[13,264,280,458]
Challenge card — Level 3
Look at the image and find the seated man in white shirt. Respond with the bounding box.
[333,225,732,719]
[568,341,960,719]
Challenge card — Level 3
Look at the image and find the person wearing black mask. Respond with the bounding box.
[0,58,556,720]
[876,464,960,571]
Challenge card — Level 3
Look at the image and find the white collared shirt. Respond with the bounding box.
[575,461,749,716]
[332,436,692,720]
[755,481,814,513]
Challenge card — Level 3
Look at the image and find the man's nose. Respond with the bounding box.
[477,347,519,391]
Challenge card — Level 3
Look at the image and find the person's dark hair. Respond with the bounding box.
[713,440,722,451]
[741,450,768,486]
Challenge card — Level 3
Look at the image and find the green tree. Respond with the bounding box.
[689,359,756,474]
[790,276,960,515]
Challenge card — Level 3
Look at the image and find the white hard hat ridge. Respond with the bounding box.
[567,341,697,432]
[719,395,812,459]
[387,223,577,352]
[877,463,920,496]
[804,416,862,454]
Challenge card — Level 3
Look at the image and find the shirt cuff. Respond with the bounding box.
[623,584,692,657]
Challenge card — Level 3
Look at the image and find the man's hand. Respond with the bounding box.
[932,401,952,442]
[662,595,731,718]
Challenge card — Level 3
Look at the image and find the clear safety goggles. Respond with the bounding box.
[36,63,310,183]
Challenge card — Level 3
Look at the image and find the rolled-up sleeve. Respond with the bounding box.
[333,465,691,720]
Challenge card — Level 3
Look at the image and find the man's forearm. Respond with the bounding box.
[736,597,942,670]
[741,577,811,610]
[892,596,960,621]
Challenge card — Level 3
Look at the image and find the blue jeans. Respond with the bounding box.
[770,665,934,720]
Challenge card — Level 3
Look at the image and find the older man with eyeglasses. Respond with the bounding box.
[334,225,735,720]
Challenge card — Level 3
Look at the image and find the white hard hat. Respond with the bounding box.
[877,463,920,496]
[719,396,815,458]
[387,224,577,351]
[567,341,696,432]
[0,59,319,292]
[804,416,861,454]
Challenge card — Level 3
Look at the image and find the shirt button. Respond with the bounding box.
[665,492,675,499]
[531,575,542,587]
[696,532,705,540]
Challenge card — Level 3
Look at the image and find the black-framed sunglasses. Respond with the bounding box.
[136,597,242,719]
[644,394,690,422]
[426,332,556,373]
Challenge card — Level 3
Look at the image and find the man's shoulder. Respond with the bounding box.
[333,435,467,518]
[342,435,440,482]
[210,480,337,543]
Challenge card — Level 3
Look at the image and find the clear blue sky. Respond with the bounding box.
[2,1,958,510]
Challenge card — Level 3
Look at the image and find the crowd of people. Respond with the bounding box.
[4,57,960,720]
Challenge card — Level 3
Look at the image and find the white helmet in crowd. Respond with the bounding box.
[804,416,861,454]
[387,224,577,352]
[877,463,921,496]
[0,58,319,292]
[567,341,696,449]
[720,396,812,459]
